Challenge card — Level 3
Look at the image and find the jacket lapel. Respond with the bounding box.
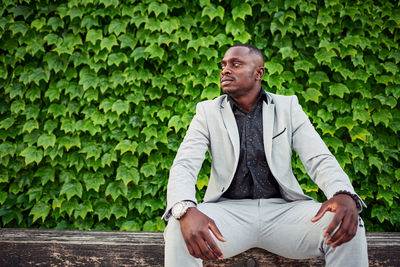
[220,97,240,162]
[263,100,275,164]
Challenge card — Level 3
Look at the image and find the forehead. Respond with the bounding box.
[222,46,251,61]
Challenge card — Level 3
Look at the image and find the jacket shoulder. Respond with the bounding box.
[197,95,227,109]
[267,92,298,104]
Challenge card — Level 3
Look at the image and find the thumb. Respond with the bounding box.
[311,204,329,223]
[208,221,227,242]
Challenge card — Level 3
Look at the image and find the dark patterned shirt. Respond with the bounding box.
[222,90,281,199]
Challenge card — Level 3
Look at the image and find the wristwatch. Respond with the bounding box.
[171,201,196,220]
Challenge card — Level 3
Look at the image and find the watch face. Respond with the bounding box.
[172,202,185,218]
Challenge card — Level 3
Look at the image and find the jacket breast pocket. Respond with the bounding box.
[272,128,286,140]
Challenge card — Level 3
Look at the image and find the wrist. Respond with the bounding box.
[333,190,363,213]
[171,201,197,220]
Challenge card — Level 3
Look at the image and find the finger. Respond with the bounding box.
[311,204,329,222]
[208,220,227,242]
[323,212,343,239]
[190,241,203,259]
[328,214,358,247]
[326,213,349,246]
[196,237,219,261]
[204,233,224,259]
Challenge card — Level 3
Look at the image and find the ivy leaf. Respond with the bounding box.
[117,165,140,186]
[79,67,99,90]
[120,220,141,231]
[372,108,392,127]
[148,2,168,17]
[0,117,15,130]
[279,46,299,60]
[100,34,118,51]
[111,204,128,220]
[60,198,79,217]
[108,19,128,36]
[352,158,369,176]
[145,44,164,60]
[105,181,128,201]
[47,103,67,119]
[0,142,16,158]
[232,3,252,21]
[371,205,390,223]
[83,172,105,192]
[265,62,283,75]
[74,200,93,219]
[80,143,102,161]
[329,83,350,98]
[294,59,314,73]
[94,199,111,221]
[303,87,322,103]
[44,119,58,134]
[353,109,370,123]
[335,116,357,131]
[9,21,28,36]
[57,135,81,151]
[349,127,370,142]
[37,133,56,150]
[308,71,329,86]
[30,202,50,223]
[99,99,114,113]
[161,18,179,34]
[235,31,252,43]
[226,18,245,36]
[101,150,117,167]
[86,29,102,45]
[140,162,157,177]
[20,146,43,165]
[60,180,83,201]
[108,52,128,66]
[111,100,130,117]
[0,191,7,205]
[202,5,225,21]
[114,140,138,155]
[44,52,68,74]
[314,48,336,64]
[34,166,55,186]
[345,143,364,160]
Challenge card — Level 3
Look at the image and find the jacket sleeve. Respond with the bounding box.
[290,95,365,208]
[162,102,210,220]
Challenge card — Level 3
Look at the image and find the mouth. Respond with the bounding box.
[220,77,234,86]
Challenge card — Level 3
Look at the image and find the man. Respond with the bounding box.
[163,44,368,266]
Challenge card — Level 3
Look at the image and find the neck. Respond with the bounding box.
[229,87,262,113]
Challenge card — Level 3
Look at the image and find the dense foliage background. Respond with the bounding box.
[0,0,399,232]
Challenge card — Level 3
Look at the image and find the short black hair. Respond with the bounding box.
[231,44,264,63]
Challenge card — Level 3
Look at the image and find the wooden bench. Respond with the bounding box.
[0,229,399,266]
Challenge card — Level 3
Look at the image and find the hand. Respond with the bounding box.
[311,194,358,248]
[179,207,226,261]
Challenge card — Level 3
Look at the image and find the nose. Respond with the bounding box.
[221,65,231,76]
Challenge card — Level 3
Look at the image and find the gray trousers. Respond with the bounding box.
[164,198,368,267]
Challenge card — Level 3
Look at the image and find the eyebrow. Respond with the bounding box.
[221,57,244,64]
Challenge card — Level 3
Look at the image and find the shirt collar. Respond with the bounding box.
[227,88,268,111]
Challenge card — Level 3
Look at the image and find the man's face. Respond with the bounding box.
[220,46,262,98]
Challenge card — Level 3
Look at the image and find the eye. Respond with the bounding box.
[220,64,226,70]
[233,62,241,67]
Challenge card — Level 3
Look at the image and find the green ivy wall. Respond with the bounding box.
[0,0,399,232]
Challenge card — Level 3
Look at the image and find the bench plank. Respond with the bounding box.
[0,229,399,266]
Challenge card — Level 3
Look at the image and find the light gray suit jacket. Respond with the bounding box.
[163,92,361,219]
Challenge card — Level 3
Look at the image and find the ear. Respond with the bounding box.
[255,66,264,80]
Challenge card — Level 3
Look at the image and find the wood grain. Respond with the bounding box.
[0,229,398,267]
